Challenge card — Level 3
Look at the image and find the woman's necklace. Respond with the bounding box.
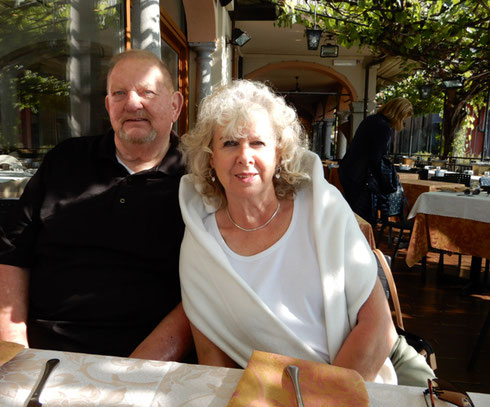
[226,201,281,232]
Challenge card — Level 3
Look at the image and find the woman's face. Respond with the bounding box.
[210,110,279,202]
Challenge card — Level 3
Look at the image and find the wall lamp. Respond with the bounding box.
[443,77,464,89]
[230,28,251,47]
[320,43,339,57]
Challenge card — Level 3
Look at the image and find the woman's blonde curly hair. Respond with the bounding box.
[179,80,310,208]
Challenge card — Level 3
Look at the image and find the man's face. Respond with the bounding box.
[105,57,182,146]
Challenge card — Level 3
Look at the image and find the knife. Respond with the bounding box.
[25,358,60,407]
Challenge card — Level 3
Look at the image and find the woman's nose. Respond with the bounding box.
[237,145,254,165]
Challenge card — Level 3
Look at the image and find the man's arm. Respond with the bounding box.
[332,279,399,381]
[0,264,29,346]
[129,302,194,361]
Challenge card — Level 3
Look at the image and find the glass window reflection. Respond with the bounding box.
[0,0,124,169]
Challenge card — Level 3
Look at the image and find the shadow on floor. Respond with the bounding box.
[377,230,490,394]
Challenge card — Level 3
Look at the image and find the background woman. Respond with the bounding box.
[178,81,432,385]
[338,98,413,226]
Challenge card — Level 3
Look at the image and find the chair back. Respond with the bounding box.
[459,173,471,187]
[443,172,471,187]
[418,168,429,180]
[373,248,438,371]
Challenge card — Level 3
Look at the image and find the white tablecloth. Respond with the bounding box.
[1,348,489,406]
[408,191,490,223]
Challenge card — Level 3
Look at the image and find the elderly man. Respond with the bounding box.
[0,49,192,360]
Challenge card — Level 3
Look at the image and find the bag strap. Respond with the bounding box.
[373,248,405,330]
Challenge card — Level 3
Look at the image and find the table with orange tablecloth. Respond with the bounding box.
[406,191,490,288]
[355,213,376,249]
[401,179,466,209]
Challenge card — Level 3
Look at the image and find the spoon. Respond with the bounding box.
[286,364,305,407]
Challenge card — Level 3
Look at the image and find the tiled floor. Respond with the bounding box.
[377,232,490,395]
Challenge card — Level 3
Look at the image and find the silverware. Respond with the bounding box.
[25,358,59,407]
[286,364,305,407]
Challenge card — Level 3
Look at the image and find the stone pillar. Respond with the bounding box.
[336,110,350,159]
[350,100,376,142]
[323,118,335,159]
[0,70,18,150]
[189,42,217,106]
[68,0,96,138]
[131,0,161,56]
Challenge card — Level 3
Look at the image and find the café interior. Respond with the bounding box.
[0,1,489,406]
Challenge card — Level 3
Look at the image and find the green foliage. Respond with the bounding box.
[273,0,490,157]
[12,66,70,113]
[377,71,444,116]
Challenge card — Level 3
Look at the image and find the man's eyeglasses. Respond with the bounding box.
[423,378,475,407]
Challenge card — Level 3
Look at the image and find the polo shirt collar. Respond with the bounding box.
[99,130,184,176]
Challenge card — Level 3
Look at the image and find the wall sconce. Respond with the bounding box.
[230,28,251,47]
[443,77,464,89]
[306,28,323,50]
[419,84,432,99]
[320,43,339,57]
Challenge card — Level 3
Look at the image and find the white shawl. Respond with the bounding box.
[179,151,394,380]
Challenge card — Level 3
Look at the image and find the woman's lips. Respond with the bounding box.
[235,173,257,182]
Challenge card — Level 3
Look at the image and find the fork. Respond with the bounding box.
[286,364,305,407]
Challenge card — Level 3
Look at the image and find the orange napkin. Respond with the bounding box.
[227,350,369,407]
[0,340,24,367]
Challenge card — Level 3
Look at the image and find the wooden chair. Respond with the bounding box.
[376,187,413,268]
[444,172,471,187]
[373,249,438,371]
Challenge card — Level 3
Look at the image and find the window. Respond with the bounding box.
[161,5,188,135]
[0,0,124,167]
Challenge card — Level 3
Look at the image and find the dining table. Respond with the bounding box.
[2,346,490,407]
[0,170,32,199]
[401,179,466,209]
[406,190,490,289]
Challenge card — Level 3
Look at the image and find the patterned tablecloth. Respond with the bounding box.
[1,348,489,407]
[406,192,490,267]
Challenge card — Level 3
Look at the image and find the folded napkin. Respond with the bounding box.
[227,350,369,407]
[0,340,24,367]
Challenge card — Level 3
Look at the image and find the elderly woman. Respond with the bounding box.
[178,80,433,385]
[339,98,414,226]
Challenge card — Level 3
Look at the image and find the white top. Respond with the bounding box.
[408,191,490,223]
[179,150,397,382]
[204,189,328,361]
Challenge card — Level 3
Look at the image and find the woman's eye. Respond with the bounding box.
[223,140,238,147]
[251,140,265,146]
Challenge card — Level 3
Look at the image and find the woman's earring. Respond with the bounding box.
[275,167,281,179]
[209,169,216,182]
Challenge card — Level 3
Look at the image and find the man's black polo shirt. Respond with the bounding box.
[0,132,185,356]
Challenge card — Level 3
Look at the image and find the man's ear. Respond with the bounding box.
[105,95,110,115]
[171,91,184,122]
